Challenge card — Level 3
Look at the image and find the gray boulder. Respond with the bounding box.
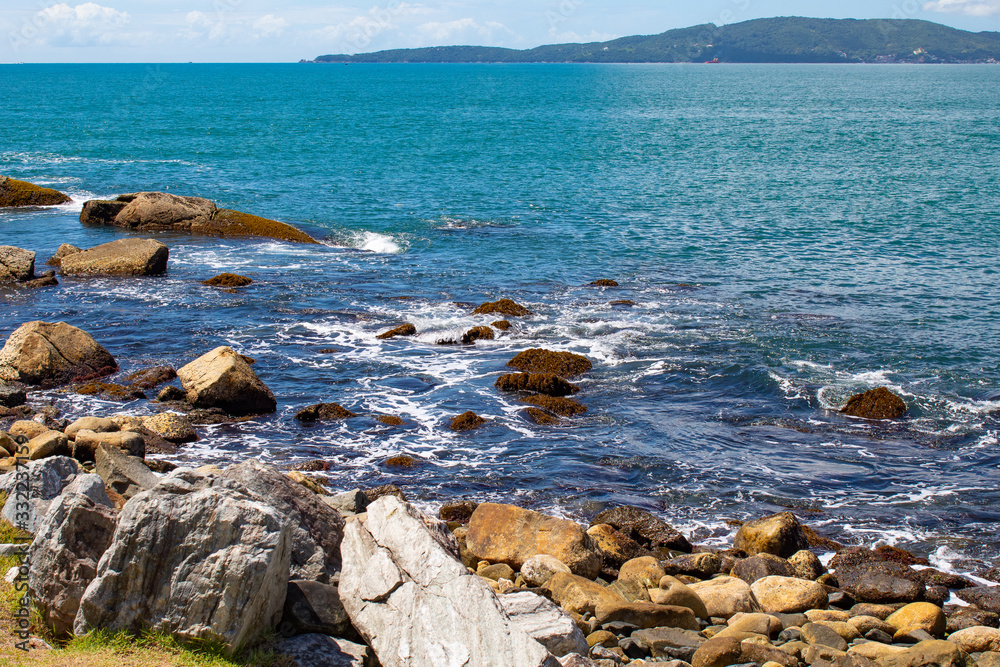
[499,591,589,657]
[0,457,81,533]
[339,496,559,667]
[28,474,117,636]
[221,459,344,583]
[277,634,374,667]
[74,468,292,651]
[278,580,353,638]
[177,346,276,416]
[0,321,118,387]
[0,246,36,282]
[60,238,168,277]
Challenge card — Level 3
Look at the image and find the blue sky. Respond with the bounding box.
[2,0,999,63]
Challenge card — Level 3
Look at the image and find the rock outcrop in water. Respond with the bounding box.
[202,273,253,287]
[495,372,580,397]
[0,246,36,283]
[472,298,532,317]
[176,346,276,416]
[841,387,908,420]
[507,348,593,377]
[0,321,118,387]
[79,191,318,244]
[0,176,71,208]
[60,238,169,277]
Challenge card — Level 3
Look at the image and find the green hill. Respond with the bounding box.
[308,17,1000,64]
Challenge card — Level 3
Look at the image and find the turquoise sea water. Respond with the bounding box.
[1,63,999,568]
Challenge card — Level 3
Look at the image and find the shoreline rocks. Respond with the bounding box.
[59,238,169,277]
[0,176,71,208]
[0,321,118,388]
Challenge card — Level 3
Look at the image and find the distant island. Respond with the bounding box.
[305,17,1000,64]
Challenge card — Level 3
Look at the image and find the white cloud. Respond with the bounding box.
[548,30,620,44]
[416,18,511,44]
[34,3,130,46]
[922,0,1000,16]
[252,14,288,39]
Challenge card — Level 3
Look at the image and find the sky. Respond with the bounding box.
[2,0,1000,63]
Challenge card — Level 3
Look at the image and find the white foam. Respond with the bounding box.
[351,231,403,254]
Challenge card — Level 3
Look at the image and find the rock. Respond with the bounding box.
[278,580,353,638]
[75,468,292,651]
[591,505,693,553]
[559,655,599,667]
[879,639,970,667]
[496,373,581,397]
[849,642,910,661]
[841,387,908,419]
[946,606,999,633]
[27,430,70,460]
[439,500,479,524]
[886,602,946,637]
[631,626,705,661]
[788,549,825,581]
[21,273,58,288]
[619,556,667,584]
[472,299,532,317]
[522,394,589,417]
[508,348,593,377]
[956,587,1000,614]
[801,622,849,651]
[450,411,487,431]
[27,474,117,636]
[492,320,512,331]
[0,383,27,408]
[751,576,829,614]
[285,471,329,496]
[689,577,762,620]
[0,321,118,387]
[124,365,177,390]
[594,600,699,631]
[544,571,626,615]
[376,323,417,340]
[742,643,798,667]
[80,191,317,243]
[73,430,145,461]
[65,417,118,440]
[653,576,709,619]
[0,246,36,282]
[801,643,849,665]
[221,459,345,583]
[588,524,649,570]
[323,489,370,516]
[462,326,495,344]
[733,512,809,558]
[524,407,562,424]
[277,634,373,667]
[295,402,357,422]
[588,630,618,647]
[8,419,50,440]
[523,554,574,587]
[202,273,252,287]
[383,455,417,469]
[467,502,603,579]
[848,615,895,636]
[0,456,81,533]
[0,431,15,456]
[141,413,197,443]
[73,381,145,402]
[835,561,925,604]
[364,483,405,502]
[732,554,794,583]
[723,612,783,638]
[590,280,619,287]
[339,495,559,667]
[691,635,743,667]
[46,244,81,267]
[60,238,169,277]
[500,590,590,657]
[155,385,186,402]
[663,553,724,578]
[0,176,71,208]
[947,626,1000,654]
[94,442,158,498]
[177,346,276,416]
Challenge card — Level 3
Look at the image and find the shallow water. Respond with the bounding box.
[1,63,999,569]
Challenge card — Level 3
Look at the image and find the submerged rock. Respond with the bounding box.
[492,320,512,331]
[0,246,36,282]
[841,386,908,419]
[202,273,252,287]
[589,279,619,287]
[496,372,580,397]
[472,298,532,317]
[0,176,71,208]
[521,394,588,417]
[462,326,495,344]
[376,323,417,340]
[123,365,177,390]
[450,411,487,431]
[0,321,118,387]
[508,348,593,377]
[295,402,358,422]
[60,238,169,277]
[80,191,317,244]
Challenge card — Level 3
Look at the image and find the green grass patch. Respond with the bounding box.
[62,629,293,667]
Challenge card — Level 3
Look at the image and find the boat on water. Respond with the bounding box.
[705,57,721,64]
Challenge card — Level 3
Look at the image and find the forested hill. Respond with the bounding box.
[307,17,1000,64]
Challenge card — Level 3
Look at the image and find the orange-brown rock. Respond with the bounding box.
[295,402,357,422]
[376,323,417,340]
[461,326,494,345]
[841,387,907,420]
[0,176,71,208]
[377,415,405,426]
[523,408,560,425]
[543,572,625,615]
[201,273,252,287]
[467,502,603,579]
[495,372,580,397]
[450,411,487,431]
[593,600,699,631]
[472,299,531,317]
[733,511,809,558]
[589,279,619,287]
[587,524,649,569]
[520,394,588,417]
[507,348,593,377]
[491,320,512,331]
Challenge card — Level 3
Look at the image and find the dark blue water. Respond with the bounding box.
[2,63,999,569]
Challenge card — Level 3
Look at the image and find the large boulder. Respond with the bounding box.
[74,469,292,651]
[495,373,580,397]
[0,176,71,208]
[733,512,809,558]
[60,238,169,277]
[688,576,762,619]
[590,505,693,553]
[948,626,1000,654]
[835,560,926,604]
[466,503,603,579]
[0,321,118,387]
[750,575,829,613]
[28,474,118,636]
[80,191,317,244]
[0,457,81,533]
[542,572,625,615]
[339,496,559,667]
[221,459,345,583]
[177,346,276,416]
[879,639,970,667]
[0,246,36,282]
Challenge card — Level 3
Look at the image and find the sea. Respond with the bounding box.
[1,63,998,574]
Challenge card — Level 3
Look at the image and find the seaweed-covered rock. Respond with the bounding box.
[956,587,1000,614]
[462,326,495,344]
[0,321,118,387]
[508,349,593,377]
[591,505,693,553]
[0,246,36,282]
[177,346,276,416]
[46,244,81,267]
[80,192,317,244]
[524,407,561,425]
[841,387,908,419]
[376,414,405,426]
[376,323,417,340]
[74,382,146,402]
[835,560,926,604]
[496,373,580,397]
[0,176,71,208]
[450,411,486,431]
[521,394,588,417]
[295,402,357,422]
[60,238,169,277]
[587,524,649,570]
[589,279,619,287]
[492,320,512,331]
[202,273,252,287]
[472,299,532,317]
[124,365,177,390]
